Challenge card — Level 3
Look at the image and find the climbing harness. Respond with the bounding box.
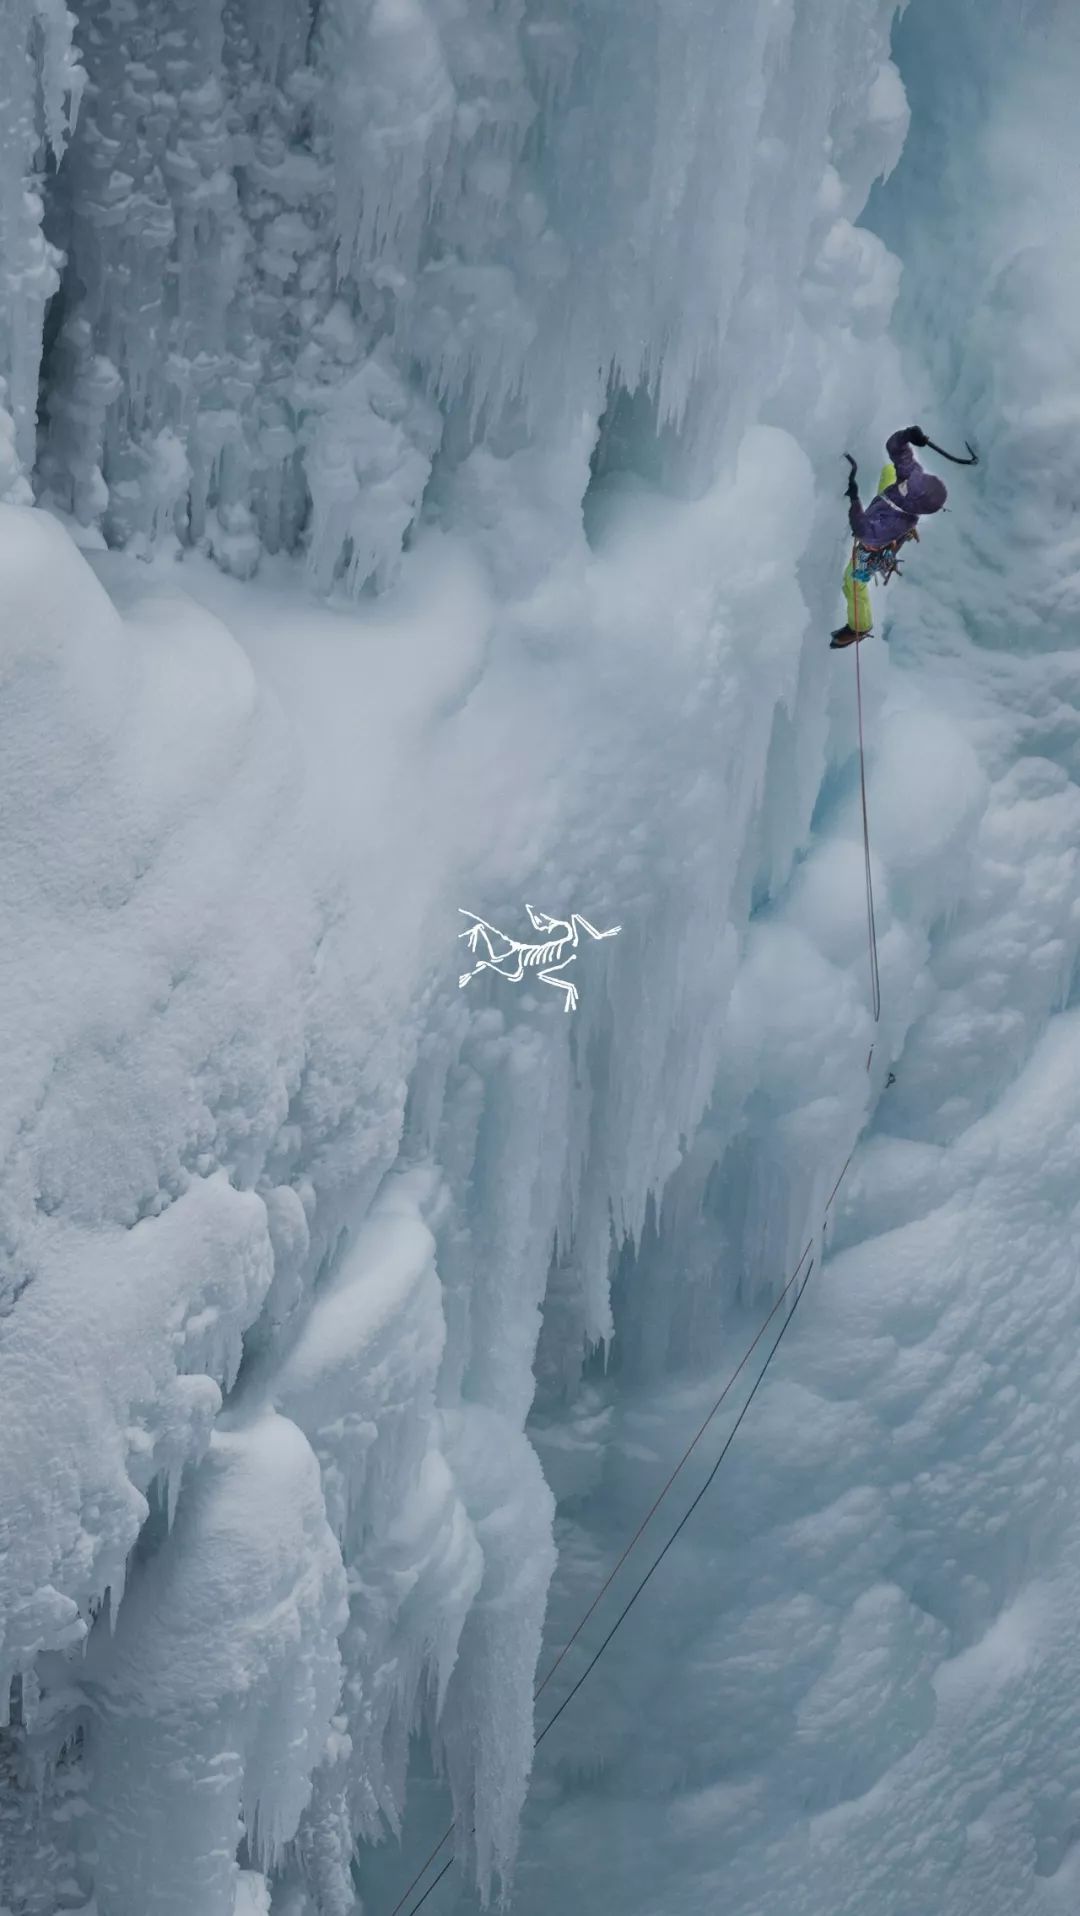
[388,1156,859,1916]
[857,525,918,587]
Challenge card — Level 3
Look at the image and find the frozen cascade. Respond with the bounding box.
[482,8,1080,1916]
[1,2,1079,1916]
[0,0,81,499]
[29,0,906,589]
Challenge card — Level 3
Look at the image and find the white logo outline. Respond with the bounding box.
[458,905,621,1013]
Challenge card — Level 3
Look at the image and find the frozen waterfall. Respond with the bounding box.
[2,2,1080,1915]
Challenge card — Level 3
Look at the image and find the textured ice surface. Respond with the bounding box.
[485,9,1080,1916]
[85,1415,348,1916]
[27,0,906,594]
[0,0,81,494]
[3,2,1080,1915]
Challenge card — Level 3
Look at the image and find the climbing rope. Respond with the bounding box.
[851,542,882,1037]
[397,1258,818,1916]
[387,1151,857,1916]
[388,439,973,1916]
[846,430,981,1039]
[385,1242,814,1916]
[531,1251,815,1753]
[532,1242,814,1703]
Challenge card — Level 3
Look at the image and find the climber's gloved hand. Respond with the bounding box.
[907,425,929,447]
[843,452,859,500]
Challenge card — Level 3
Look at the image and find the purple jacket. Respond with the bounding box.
[849,430,947,549]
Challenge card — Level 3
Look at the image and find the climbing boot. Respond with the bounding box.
[830,624,871,649]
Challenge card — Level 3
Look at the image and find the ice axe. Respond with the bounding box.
[922,436,979,466]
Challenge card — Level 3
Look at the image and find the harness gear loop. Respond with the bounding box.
[856,524,918,588]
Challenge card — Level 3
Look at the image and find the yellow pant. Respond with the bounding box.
[843,560,873,635]
[842,462,897,634]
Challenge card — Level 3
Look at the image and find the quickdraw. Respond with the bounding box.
[856,524,919,588]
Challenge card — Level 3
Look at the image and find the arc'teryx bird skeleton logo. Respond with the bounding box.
[458,905,621,1013]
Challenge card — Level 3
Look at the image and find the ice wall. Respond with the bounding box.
[0,0,915,1904]
[27,0,908,594]
[481,6,1080,1916]
[0,0,81,499]
[9,2,1077,1916]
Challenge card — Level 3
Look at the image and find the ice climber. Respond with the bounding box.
[830,425,947,649]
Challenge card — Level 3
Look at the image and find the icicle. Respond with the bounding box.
[0,0,75,483]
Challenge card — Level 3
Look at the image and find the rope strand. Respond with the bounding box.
[851,543,882,1028]
[399,1254,824,1916]
[386,1240,814,1916]
[389,1152,858,1916]
[388,541,881,1916]
[533,1238,813,1701]
[532,1253,815,1755]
